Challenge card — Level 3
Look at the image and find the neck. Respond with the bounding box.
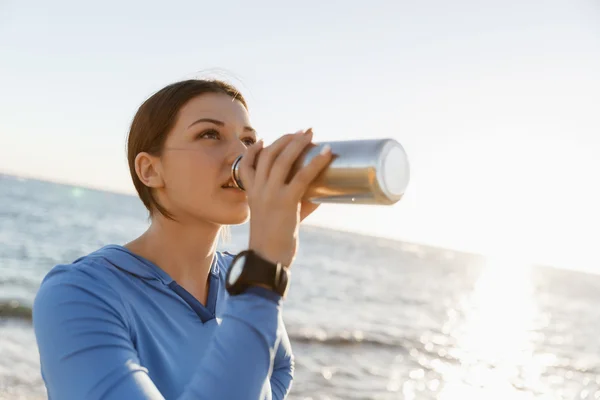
[125,215,221,304]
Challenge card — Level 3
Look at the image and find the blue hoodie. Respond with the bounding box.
[32,245,294,400]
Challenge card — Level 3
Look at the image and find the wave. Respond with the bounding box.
[287,328,400,348]
[0,276,38,288]
[0,302,401,349]
[0,300,32,321]
[0,303,414,351]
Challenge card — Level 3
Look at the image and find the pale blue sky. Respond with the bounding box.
[1,0,599,272]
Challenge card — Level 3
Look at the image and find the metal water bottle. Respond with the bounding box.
[231,138,410,205]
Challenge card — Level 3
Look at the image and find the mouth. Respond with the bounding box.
[221,179,240,190]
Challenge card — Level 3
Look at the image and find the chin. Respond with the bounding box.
[211,206,250,226]
[218,214,249,226]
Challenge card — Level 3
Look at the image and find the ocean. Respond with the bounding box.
[1,174,599,400]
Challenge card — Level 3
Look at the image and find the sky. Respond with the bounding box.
[1,0,599,273]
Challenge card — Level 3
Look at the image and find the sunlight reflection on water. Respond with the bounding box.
[436,255,554,400]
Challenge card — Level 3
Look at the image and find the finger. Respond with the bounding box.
[269,128,314,186]
[287,144,333,200]
[255,131,302,185]
[238,139,263,191]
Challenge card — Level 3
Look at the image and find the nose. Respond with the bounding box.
[225,137,250,166]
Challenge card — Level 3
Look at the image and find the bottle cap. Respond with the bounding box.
[377,141,410,202]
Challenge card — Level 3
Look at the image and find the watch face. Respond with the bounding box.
[227,254,245,286]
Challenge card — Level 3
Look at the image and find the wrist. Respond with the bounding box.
[226,249,290,298]
[248,243,286,266]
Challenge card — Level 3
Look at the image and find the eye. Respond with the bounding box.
[197,129,220,140]
[242,137,256,146]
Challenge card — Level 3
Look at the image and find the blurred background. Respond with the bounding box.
[1,0,599,399]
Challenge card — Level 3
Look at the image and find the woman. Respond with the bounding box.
[32,79,333,399]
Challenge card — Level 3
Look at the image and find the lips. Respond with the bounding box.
[221,178,237,189]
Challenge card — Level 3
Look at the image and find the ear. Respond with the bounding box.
[134,152,165,189]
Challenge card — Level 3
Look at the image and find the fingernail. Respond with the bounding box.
[320,144,331,155]
[305,127,313,135]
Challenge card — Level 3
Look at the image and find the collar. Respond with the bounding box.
[78,244,220,285]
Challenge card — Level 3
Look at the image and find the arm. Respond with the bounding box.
[270,317,294,399]
[33,265,282,400]
[221,253,294,400]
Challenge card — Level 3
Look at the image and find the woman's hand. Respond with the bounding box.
[239,129,332,267]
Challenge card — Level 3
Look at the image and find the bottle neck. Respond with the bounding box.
[231,155,245,190]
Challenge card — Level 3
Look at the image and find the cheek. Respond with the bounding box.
[164,155,220,196]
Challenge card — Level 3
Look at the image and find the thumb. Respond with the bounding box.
[238,139,263,191]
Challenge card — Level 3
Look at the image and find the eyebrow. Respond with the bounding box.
[187,118,255,133]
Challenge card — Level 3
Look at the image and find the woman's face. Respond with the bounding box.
[153,92,257,226]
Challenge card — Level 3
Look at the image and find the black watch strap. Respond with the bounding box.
[227,250,289,297]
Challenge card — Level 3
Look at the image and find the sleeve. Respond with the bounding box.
[221,252,294,399]
[33,265,283,400]
[270,316,294,399]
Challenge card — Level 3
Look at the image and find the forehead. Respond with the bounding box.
[177,92,250,127]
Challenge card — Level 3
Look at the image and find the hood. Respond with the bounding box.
[75,244,174,284]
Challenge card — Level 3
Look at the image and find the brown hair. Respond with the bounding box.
[126,79,248,220]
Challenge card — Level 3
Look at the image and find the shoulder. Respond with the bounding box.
[33,254,134,352]
[37,250,125,293]
[33,255,128,326]
[38,255,111,289]
[32,255,138,392]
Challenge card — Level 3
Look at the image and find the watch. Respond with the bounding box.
[226,250,290,297]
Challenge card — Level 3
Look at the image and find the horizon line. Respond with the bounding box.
[0,170,587,277]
